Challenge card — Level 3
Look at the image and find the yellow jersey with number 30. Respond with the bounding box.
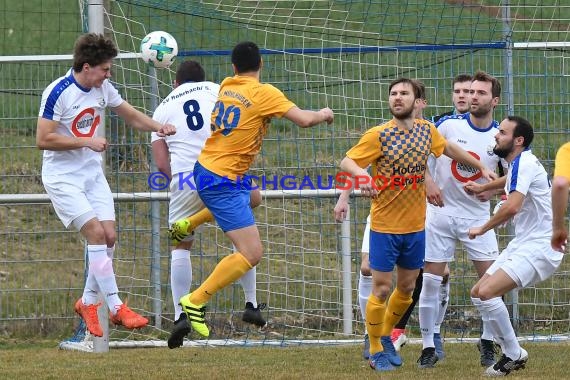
[554,142,570,181]
[198,75,296,180]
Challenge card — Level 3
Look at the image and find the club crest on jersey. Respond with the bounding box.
[450,151,482,183]
[71,108,100,137]
[97,97,106,107]
[487,145,495,156]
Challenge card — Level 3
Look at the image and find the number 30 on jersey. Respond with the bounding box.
[211,101,241,136]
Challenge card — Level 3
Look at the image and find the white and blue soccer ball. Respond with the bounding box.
[140,31,178,69]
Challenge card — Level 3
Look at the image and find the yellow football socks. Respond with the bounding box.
[366,294,387,355]
[190,252,253,305]
[185,208,214,229]
[381,287,413,336]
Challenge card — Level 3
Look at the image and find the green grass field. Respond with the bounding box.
[2,340,570,379]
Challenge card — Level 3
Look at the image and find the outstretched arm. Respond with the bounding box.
[283,106,334,128]
[113,102,176,136]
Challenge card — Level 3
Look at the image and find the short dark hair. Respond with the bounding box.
[176,60,205,84]
[507,115,534,148]
[231,41,261,73]
[413,80,426,100]
[472,71,501,98]
[72,33,118,72]
[389,78,421,99]
[453,74,473,85]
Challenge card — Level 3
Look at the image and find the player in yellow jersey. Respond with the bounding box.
[334,80,443,360]
[178,41,333,337]
[551,142,570,253]
[340,77,495,372]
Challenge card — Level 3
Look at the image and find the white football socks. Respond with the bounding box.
[358,272,372,322]
[87,244,122,313]
[171,249,192,317]
[239,266,258,308]
[434,280,450,334]
[419,272,443,348]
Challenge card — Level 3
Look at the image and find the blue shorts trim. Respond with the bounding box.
[193,161,254,232]
[368,230,425,271]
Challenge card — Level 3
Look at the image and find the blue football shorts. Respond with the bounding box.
[193,161,255,232]
[368,230,425,271]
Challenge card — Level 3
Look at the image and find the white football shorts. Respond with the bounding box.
[42,169,115,228]
[425,208,498,262]
[486,238,563,288]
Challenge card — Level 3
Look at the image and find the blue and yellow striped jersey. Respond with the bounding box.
[346,119,447,233]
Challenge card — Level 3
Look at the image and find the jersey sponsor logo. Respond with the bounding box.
[71,108,100,137]
[392,163,425,176]
[450,151,482,183]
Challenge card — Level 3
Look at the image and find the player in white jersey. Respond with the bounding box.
[151,61,266,348]
[418,71,506,368]
[416,74,473,360]
[36,33,176,337]
[465,116,563,376]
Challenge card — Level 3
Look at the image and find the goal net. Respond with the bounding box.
[1,0,569,350]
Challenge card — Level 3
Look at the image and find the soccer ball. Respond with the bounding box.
[140,31,178,69]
